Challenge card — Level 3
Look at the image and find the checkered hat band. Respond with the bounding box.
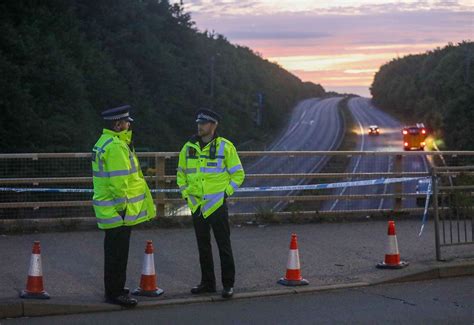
[197,114,217,123]
[103,112,130,120]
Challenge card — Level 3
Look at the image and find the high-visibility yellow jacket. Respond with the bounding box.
[177,136,245,218]
[92,129,156,229]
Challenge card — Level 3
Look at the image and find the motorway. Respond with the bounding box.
[327,97,429,211]
[4,277,473,324]
[231,97,344,213]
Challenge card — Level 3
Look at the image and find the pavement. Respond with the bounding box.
[1,219,473,319]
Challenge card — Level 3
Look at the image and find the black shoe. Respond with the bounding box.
[106,294,138,308]
[190,283,216,294]
[222,287,234,298]
[123,287,130,294]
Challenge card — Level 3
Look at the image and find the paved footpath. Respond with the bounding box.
[0,219,473,318]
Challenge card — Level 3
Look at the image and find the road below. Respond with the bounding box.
[5,277,473,324]
[232,97,344,214]
[327,97,429,211]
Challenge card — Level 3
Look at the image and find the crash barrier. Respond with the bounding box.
[432,165,474,261]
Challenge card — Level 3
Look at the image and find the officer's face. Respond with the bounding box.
[197,121,215,137]
[114,120,130,132]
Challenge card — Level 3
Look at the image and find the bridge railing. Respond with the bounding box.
[0,151,473,222]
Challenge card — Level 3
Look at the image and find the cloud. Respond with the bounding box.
[177,1,473,94]
[180,0,473,16]
[225,31,331,40]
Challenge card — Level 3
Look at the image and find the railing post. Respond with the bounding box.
[155,155,166,218]
[433,168,442,261]
[394,154,403,211]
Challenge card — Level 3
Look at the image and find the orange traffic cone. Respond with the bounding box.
[278,233,309,286]
[20,241,50,299]
[132,240,164,297]
[377,221,409,269]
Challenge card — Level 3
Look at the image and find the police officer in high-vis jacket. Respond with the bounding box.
[92,105,156,307]
[177,109,245,298]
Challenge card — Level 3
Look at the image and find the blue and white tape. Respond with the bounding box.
[418,179,433,237]
[0,176,428,194]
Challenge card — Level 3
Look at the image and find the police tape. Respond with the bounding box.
[0,176,428,194]
[418,179,433,237]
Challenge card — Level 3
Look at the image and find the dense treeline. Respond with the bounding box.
[0,0,324,153]
[371,42,474,149]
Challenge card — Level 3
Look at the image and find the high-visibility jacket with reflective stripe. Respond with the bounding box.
[177,136,245,218]
[92,129,156,229]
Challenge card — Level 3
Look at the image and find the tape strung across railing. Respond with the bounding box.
[0,176,428,194]
[418,179,433,237]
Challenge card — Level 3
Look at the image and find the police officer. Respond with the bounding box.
[92,105,156,307]
[177,108,245,298]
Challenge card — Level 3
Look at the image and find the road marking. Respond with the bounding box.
[273,97,344,211]
[330,98,365,211]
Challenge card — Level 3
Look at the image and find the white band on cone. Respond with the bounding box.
[28,254,42,276]
[141,254,156,275]
[286,249,300,269]
[385,235,399,255]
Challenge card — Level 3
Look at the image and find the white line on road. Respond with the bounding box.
[330,98,365,211]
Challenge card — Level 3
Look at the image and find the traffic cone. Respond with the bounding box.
[277,233,309,286]
[20,241,50,299]
[377,221,409,269]
[132,240,164,297]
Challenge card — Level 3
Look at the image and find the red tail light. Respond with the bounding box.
[404,142,408,147]
[421,129,426,134]
[402,130,408,135]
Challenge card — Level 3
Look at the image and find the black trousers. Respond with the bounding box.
[192,203,235,288]
[104,226,132,298]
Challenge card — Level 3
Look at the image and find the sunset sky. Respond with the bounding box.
[175,0,473,97]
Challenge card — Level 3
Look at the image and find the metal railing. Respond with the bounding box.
[433,165,474,261]
[1,151,473,219]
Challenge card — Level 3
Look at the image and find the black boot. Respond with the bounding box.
[190,283,216,294]
[106,294,138,308]
[222,287,233,298]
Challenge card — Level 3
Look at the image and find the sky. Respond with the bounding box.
[173,0,473,97]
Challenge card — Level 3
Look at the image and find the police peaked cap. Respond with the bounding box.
[196,108,221,124]
[101,105,134,122]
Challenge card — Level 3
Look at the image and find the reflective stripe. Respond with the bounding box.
[93,193,145,206]
[129,152,137,173]
[207,162,218,167]
[228,164,242,174]
[230,180,239,190]
[185,168,197,174]
[97,138,114,172]
[125,210,148,222]
[179,185,188,191]
[129,193,146,204]
[93,197,127,207]
[203,192,223,200]
[200,167,226,173]
[202,192,224,213]
[217,141,226,168]
[96,216,123,225]
[189,195,197,205]
[177,167,184,173]
[93,169,131,178]
[200,155,224,159]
